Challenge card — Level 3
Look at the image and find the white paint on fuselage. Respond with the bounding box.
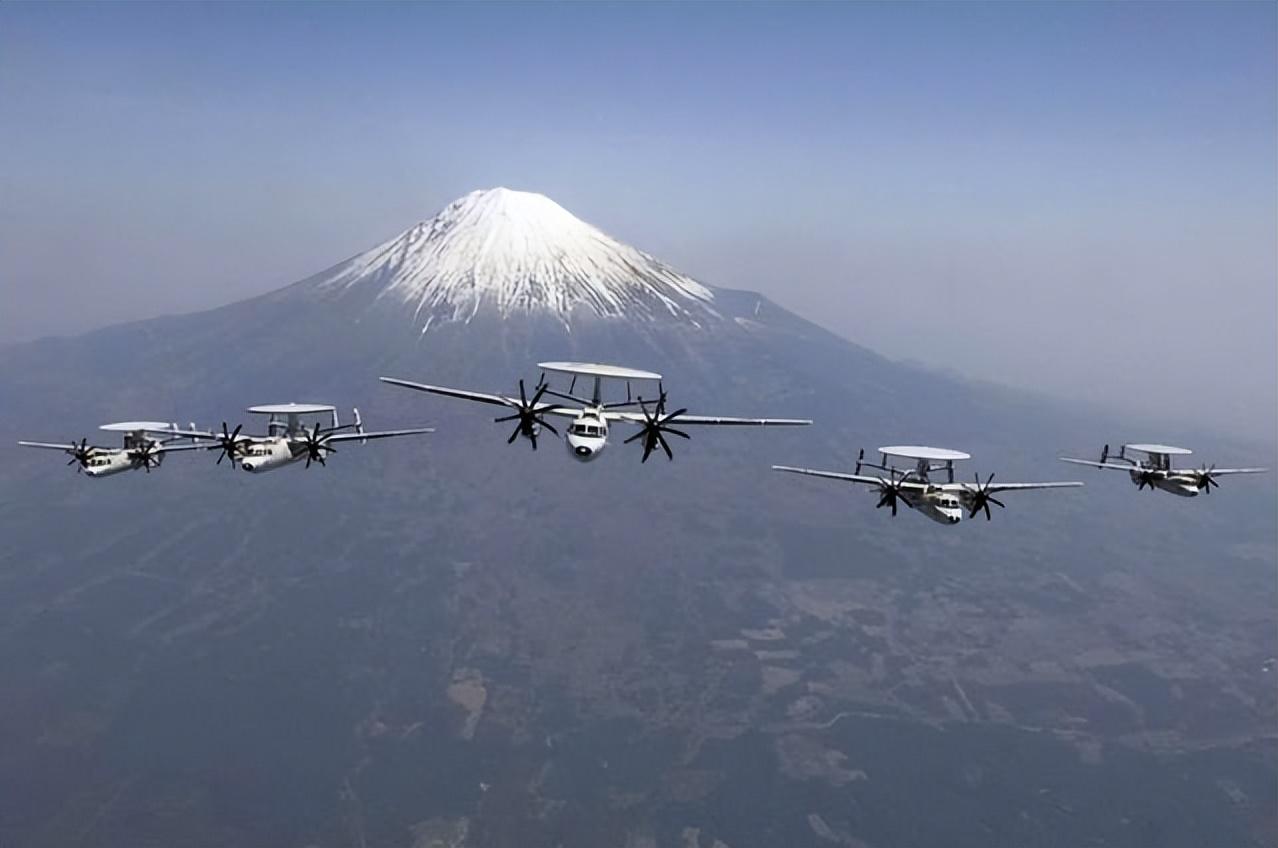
[565,411,608,462]
[81,450,143,478]
[1131,470,1201,497]
[896,489,965,525]
[238,437,303,473]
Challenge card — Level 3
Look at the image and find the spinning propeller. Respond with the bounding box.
[128,441,161,472]
[1193,465,1219,494]
[301,424,337,468]
[213,423,250,467]
[65,438,95,472]
[625,390,688,462]
[964,472,1005,520]
[873,471,913,516]
[493,379,558,450]
[1136,469,1161,491]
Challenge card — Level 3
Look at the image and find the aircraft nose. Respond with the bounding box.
[574,445,592,457]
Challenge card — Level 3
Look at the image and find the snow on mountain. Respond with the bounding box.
[307,188,721,331]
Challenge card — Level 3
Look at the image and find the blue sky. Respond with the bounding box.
[1,2,1274,441]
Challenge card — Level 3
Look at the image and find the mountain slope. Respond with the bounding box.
[298,187,720,329]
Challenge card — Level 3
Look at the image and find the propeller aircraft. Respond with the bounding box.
[18,421,206,477]
[773,446,1082,525]
[175,403,433,473]
[1059,444,1267,497]
[380,361,811,463]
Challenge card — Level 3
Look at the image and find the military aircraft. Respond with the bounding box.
[176,403,433,473]
[773,446,1082,525]
[19,421,205,478]
[380,361,811,462]
[1060,444,1267,497]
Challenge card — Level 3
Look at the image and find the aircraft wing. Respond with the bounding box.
[1200,467,1268,476]
[541,406,587,419]
[938,481,1084,495]
[1059,457,1139,472]
[150,426,222,441]
[610,413,812,427]
[379,377,519,409]
[154,443,208,453]
[18,440,100,452]
[324,427,435,444]
[771,465,925,489]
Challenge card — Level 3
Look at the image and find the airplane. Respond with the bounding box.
[1059,444,1267,497]
[174,403,433,473]
[772,446,1083,525]
[379,361,811,463]
[18,421,206,478]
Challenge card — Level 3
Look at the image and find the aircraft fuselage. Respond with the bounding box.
[1129,469,1202,497]
[895,488,966,525]
[81,435,170,477]
[81,449,154,478]
[238,436,308,473]
[565,411,608,462]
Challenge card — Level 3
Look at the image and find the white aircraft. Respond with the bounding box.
[18,421,206,478]
[1060,444,1267,497]
[176,404,433,473]
[380,361,811,463]
[773,446,1083,525]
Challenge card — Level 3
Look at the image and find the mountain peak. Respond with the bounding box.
[306,188,719,331]
[449,186,574,222]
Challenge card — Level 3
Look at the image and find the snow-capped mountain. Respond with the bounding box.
[304,188,721,330]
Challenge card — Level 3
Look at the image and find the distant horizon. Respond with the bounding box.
[2,2,1274,443]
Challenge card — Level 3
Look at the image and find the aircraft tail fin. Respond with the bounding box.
[353,408,366,444]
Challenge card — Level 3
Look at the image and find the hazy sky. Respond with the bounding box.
[2,2,1274,442]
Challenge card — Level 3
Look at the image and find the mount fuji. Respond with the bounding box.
[303,187,721,329]
[0,190,1273,848]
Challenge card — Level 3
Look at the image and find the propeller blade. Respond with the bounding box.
[629,394,690,461]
